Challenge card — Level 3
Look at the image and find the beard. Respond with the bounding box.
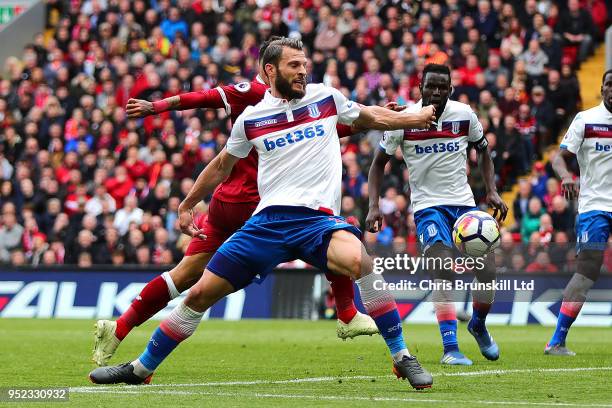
[275,73,306,100]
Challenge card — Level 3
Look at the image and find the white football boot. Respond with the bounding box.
[337,311,379,340]
[92,320,121,366]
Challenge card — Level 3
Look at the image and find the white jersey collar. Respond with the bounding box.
[598,101,612,117]
[263,89,304,106]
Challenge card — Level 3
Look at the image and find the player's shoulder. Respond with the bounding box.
[446,100,475,116]
[249,77,269,92]
[220,78,267,100]
[304,83,335,98]
[403,101,422,113]
[577,103,607,122]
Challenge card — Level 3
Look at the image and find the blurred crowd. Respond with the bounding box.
[0,0,610,271]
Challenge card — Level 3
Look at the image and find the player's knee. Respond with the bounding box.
[170,255,210,291]
[563,272,596,302]
[184,284,208,310]
[425,242,454,259]
[576,250,604,282]
[184,281,221,311]
[424,242,455,281]
[168,266,195,293]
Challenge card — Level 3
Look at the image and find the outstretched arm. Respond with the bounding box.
[477,147,508,222]
[552,148,579,200]
[351,102,409,133]
[178,148,240,237]
[126,89,225,118]
[366,148,393,232]
[352,104,436,131]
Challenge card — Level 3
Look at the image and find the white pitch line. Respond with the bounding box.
[71,375,382,391]
[71,366,612,392]
[69,388,612,407]
[436,366,612,377]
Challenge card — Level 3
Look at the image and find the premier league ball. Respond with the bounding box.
[452,210,501,257]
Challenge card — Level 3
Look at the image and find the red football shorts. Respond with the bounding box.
[185,198,258,256]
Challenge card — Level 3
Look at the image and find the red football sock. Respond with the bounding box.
[472,301,492,318]
[115,275,172,340]
[325,272,358,323]
[560,301,584,318]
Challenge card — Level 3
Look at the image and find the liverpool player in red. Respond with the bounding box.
[92,38,377,366]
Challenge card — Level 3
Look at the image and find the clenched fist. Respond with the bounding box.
[126,98,155,119]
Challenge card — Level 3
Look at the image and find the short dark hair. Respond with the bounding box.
[603,69,612,84]
[422,64,451,82]
[261,37,303,68]
[258,36,283,63]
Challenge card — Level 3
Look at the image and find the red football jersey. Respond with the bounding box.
[177,77,355,203]
[212,79,268,203]
[177,78,267,203]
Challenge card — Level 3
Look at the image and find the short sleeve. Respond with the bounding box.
[559,113,584,154]
[217,81,266,115]
[379,129,403,155]
[467,109,485,143]
[225,116,252,158]
[329,87,362,125]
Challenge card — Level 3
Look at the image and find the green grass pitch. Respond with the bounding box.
[0,319,610,407]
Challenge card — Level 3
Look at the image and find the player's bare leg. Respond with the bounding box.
[89,270,234,384]
[328,214,378,339]
[326,230,432,389]
[93,252,212,366]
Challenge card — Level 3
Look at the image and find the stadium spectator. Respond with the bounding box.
[85,184,117,217]
[484,54,509,87]
[516,103,537,161]
[550,195,574,236]
[160,8,188,44]
[530,86,555,150]
[518,39,548,83]
[526,251,559,273]
[530,161,549,199]
[0,211,24,263]
[500,115,527,184]
[539,25,562,71]
[521,197,545,243]
[113,195,144,235]
[558,0,595,63]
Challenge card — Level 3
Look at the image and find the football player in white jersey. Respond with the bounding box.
[90,38,438,389]
[367,64,508,366]
[545,69,612,356]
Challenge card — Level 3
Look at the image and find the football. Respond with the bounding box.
[452,210,501,257]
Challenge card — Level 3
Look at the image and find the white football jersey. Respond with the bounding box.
[226,83,361,215]
[380,100,485,213]
[559,102,612,213]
